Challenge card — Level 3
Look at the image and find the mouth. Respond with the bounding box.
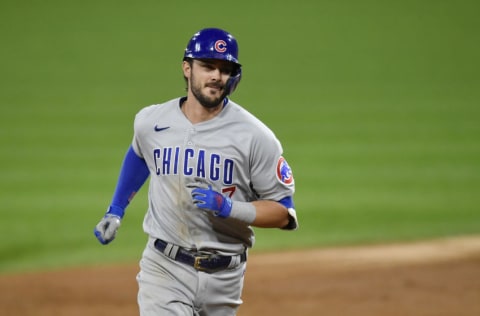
[206,84,223,91]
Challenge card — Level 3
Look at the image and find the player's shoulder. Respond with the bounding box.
[227,100,285,162]
[226,100,277,138]
[135,97,180,118]
[133,98,182,133]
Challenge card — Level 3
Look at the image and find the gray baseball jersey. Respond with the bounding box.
[132,97,295,254]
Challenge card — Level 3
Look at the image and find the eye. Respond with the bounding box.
[220,67,233,75]
[198,61,233,75]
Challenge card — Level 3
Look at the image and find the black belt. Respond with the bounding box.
[154,239,247,273]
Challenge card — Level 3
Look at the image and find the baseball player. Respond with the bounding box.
[94,27,298,316]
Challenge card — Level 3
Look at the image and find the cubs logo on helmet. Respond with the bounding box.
[276,157,294,185]
[214,40,227,53]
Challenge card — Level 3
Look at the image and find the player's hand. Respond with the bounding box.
[190,184,232,218]
[94,214,122,245]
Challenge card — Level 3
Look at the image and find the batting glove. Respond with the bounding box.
[94,214,122,245]
[191,184,233,218]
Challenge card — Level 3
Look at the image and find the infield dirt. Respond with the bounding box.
[1,236,479,316]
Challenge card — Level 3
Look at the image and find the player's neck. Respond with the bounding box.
[181,98,223,124]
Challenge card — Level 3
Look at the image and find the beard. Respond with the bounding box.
[190,73,228,109]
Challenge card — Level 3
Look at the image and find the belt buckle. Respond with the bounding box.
[194,255,210,271]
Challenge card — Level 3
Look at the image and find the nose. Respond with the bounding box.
[211,67,222,80]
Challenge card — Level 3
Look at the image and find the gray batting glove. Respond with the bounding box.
[94,214,121,245]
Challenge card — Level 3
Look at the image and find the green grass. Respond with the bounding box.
[1,0,480,274]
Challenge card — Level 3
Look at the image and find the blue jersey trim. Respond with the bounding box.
[107,146,150,218]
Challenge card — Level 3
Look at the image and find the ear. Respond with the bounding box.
[182,61,191,78]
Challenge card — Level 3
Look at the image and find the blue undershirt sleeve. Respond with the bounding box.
[277,196,294,209]
[106,146,150,218]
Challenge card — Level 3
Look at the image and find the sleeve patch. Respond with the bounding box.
[276,156,294,185]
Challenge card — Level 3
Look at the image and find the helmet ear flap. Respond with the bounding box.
[226,67,242,95]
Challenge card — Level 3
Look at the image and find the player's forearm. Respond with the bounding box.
[189,183,297,229]
[251,200,290,228]
[108,146,150,217]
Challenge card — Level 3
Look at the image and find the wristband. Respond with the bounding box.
[229,201,256,224]
[106,204,125,219]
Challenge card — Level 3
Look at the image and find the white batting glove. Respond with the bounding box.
[94,214,122,245]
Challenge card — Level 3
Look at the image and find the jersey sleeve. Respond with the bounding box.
[243,121,296,225]
[131,105,154,158]
[250,128,294,198]
[132,133,143,158]
[249,128,297,230]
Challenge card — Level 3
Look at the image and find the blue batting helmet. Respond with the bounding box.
[183,28,242,95]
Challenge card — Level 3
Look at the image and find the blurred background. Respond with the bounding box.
[1,0,479,273]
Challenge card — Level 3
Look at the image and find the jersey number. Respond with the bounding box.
[222,186,236,198]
